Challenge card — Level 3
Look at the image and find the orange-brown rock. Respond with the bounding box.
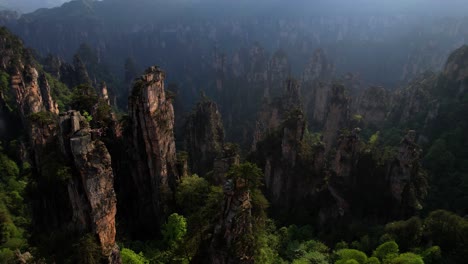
[127,66,179,236]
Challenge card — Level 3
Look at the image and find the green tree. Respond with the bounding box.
[226,162,263,190]
[162,213,187,247]
[421,246,442,264]
[175,175,211,215]
[366,257,380,264]
[121,248,149,264]
[388,253,423,264]
[384,217,422,251]
[372,241,399,261]
[73,234,102,264]
[335,249,368,264]
[70,84,98,114]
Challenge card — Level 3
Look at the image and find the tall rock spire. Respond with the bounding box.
[127,66,179,236]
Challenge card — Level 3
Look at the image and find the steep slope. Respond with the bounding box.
[126,66,179,237]
[185,98,225,177]
[0,26,121,263]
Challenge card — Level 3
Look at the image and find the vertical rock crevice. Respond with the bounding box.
[126,66,179,237]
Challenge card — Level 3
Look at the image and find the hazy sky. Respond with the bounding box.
[2,0,468,16]
[0,0,70,13]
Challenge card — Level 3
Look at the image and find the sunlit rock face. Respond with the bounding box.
[1,27,121,262]
[59,110,121,264]
[127,66,179,237]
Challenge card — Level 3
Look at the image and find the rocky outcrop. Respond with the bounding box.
[330,128,361,189]
[208,179,254,264]
[387,130,427,213]
[185,99,224,176]
[2,28,121,263]
[353,86,390,128]
[127,66,179,236]
[262,110,307,207]
[266,50,290,99]
[387,72,437,127]
[444,45,468,82]
[212,144,240,185]
[59,110,121,263]
[302,49,334,83]
[301,49,334,128]
[253,78,302,150]
[322,84,350,151]
[319,129,428,225]
[42,53,92,89]
[10,65,60,119]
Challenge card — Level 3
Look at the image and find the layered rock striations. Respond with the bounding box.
[208,178,254,264]
[126,66,179,236]
[212,144,240,185]
[301,49,334,128]
[322,84,350,151]
[59,111,121,263]
[1,28,120,262]
[185,98,225,176]
[253,78,302,151]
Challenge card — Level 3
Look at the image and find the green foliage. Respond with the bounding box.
[121,248,149,264]
[299,130,323,162]
[173,174,223,262]
[421,246,442,264]
[387,253,423,264]
[72,234,102,264]
[83,111,93,122]
[28,111,57,126]
[0,148,28,255]
[384,217,422,251]
[175,174,211,215]
[0,71,15,112]
[292,251,328,264]
[70,84,98,114]
[372,241,399,261]
[335,241,350,251]
[0,248,14,263]
[368,132,380,146]
[45,72,72,111]
[366,257,381,264]
[335,249,368,264]
[423,210,468,254]
[162,213,187,246]
[226,162,263,190]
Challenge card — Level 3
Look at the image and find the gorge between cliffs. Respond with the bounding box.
[0,1,467,264]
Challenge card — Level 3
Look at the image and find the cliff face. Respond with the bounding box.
[42,54,92,89]
[444,45,468,81]
[212,145,240,185]
[353,86,390,128]
[301,49,334,128]
[253,80,320,209]
[185,99,225,176]
[388,72,437,127]
[59,111,121,263]
[322,84,350,151]
[127,66,179,236]
[387,131,427,213]
[208,179,254,264]
[266,50,290,99]
[10,65,59,118]
[1,28,120,262]
[253,79,302,151]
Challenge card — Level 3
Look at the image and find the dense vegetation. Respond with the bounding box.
[0,3,468,262]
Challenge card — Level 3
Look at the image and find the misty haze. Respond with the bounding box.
[0,0,467,263]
